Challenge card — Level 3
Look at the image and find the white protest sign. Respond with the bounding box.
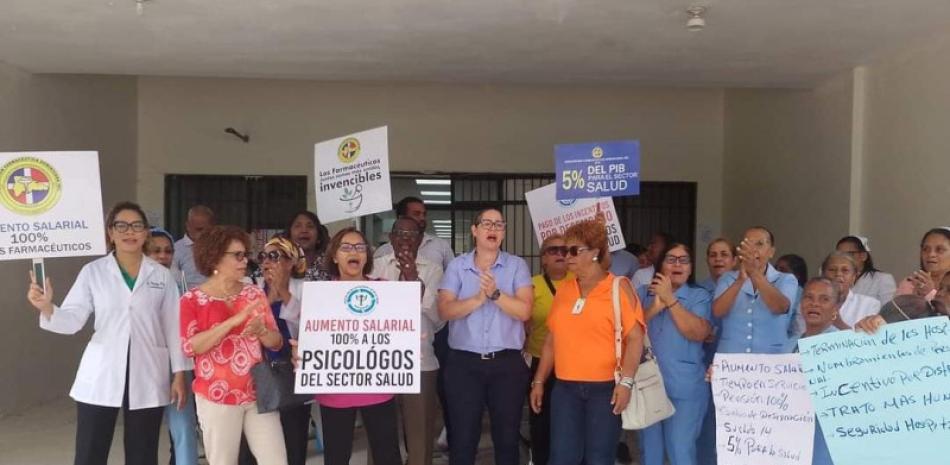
[712,353,815,465]
[314,126,392,224]
[0,151,105,261]
[524,183,625,252]
[295,281,421,394]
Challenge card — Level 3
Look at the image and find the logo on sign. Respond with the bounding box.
[337,137,361,164]
[558,199,576,207]
[592,146,604,159]
[345,286,378,315]
[0,157,62,215]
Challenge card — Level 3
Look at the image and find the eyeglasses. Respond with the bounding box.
[147,247,173,255]
[339,242,369,253]
[544,246,568,256]
[391,229,421,239]
[224,250,251,261]
[566,246,591,257]
[112,221,147,233]
[257,251,288,263]
[663,255,692,265]
[477,220,507,231]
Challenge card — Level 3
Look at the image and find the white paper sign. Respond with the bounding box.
[712,353,815,465]
[0,151,105,261]
[314,126,393,223]
[524,183,625,252]
[295,281,421,394]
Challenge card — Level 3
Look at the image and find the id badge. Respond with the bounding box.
[571,298,586,315]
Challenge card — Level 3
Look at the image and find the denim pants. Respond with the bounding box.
[549,380,621,465]
[165,370,198,465]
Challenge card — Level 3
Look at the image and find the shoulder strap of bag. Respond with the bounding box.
[612,276,653,377]
[543,273,558,296]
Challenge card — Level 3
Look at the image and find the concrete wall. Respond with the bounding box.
[861,33,950,279]
[0,62,137,414]
[723,71,855,273]
[136,77,725,257]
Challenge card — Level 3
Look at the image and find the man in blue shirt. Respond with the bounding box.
[438,207,533,465]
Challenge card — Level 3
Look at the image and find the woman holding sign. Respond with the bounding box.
[26,201,189,465]
[529,218,646,465]
[637,243,712,465]
[298,227,401,465]
[179,225,288,465]
[784,277,839,465]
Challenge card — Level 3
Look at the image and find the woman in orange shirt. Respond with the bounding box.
[529,219,646,465]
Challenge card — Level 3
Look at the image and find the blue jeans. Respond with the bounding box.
[549,380,621,465]
[165,371,198,465]
[639,395,708,465]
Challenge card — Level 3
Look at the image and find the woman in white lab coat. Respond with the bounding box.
[26,201,189,465]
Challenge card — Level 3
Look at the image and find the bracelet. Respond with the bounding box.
[618,376,635,389]
[530,380,545,387]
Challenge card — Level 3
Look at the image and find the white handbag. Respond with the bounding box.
[611,276,676,430]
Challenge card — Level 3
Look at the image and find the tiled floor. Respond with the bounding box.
[0,397,639,465]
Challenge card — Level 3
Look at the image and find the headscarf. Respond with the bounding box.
[265,236,307,277]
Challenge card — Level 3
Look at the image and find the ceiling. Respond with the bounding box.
[1,0,949,87]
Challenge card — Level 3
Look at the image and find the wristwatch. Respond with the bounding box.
[488,289,501,301]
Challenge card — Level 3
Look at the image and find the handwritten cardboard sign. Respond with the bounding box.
[798,318,950,465]
[712,353,815,465]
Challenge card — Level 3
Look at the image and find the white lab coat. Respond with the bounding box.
[39,255,190,410]
[257,277,305,339]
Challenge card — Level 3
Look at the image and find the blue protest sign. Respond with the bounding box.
[798,318,950,465]
[554,140,640,200]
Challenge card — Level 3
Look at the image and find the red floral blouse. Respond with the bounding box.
[180,285,278,405]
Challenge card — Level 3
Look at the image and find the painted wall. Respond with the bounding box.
[861,33,950,279]
[0,62,137,414]
[136,77,725,262]
[723,71,855,275]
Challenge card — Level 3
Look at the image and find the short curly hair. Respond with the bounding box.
[325,227,374,278]
[193,225,251,276]
[564,219,611,271]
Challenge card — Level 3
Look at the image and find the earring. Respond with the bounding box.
[213,269,219,275]
[593,256,599,262]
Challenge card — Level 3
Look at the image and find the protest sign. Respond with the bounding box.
[295,281,421,394]
[314,126,392,223]
[0,151,105,261]
[524,183,625,252]
[798,318,950,465]
[554,140,640,200]
[712,353,815,465]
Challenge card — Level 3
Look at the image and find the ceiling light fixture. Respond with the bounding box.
[415,179,452,186]
[420,191,451,196]
[686,6,706,32]
[423,200,451,205]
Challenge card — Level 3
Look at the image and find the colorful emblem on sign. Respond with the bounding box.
[338,137,361,163]
[0,157,62,215]
[345,286,379,315]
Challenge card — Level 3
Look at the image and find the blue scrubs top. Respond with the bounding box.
[638,284,712,400]
[714,263,799,354]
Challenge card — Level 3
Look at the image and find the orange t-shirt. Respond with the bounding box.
[546,273,645,382]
